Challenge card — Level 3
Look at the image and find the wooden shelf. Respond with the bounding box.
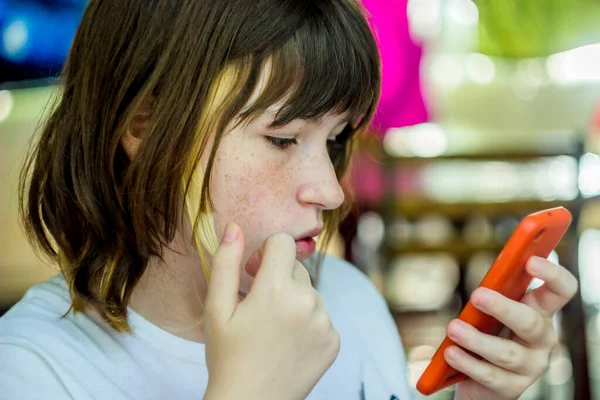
[391,199,574,218]
[385,240,501,263]
[388,307,458,317]
[389,152,578,162]
[386,294,463,317]
[385,241,571,262]
[389,240,501,254]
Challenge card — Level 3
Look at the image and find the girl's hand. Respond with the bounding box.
[203,223,340,400]
[446,256,578,400]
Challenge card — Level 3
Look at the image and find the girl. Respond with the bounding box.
[0,1,577,399]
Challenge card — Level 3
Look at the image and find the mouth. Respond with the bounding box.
[294,228,322,260]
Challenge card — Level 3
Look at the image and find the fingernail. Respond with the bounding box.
[222,223,238,243]
[528,256,544,273]
[449,320,465,340]
[474,288,493,308]
[445,347,459,361]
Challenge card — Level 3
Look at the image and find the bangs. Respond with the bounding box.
[235,3,380,130]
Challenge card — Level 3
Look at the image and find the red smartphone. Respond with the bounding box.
[416,207,572,396]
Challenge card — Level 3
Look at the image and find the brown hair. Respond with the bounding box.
[19,0,381,331]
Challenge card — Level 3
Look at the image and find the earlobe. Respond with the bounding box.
[120,104,151,160]
[130,105,151,138]
[120,130,142,160]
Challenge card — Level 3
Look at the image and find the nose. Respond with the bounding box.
[297,156,345,210]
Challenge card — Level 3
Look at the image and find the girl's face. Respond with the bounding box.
[208,110,348,291]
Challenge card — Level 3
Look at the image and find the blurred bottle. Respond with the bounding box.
[385,253,459,312]
[465,251,495,295]
[494,216,520,244]
[352,211,386,290]
[463,214,494,246]
[414,213,454,246]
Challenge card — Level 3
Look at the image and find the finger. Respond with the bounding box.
[522,257,578,317]
[292,261,311,285]
[445,345,531,399]
[253,232,297,286]
[471,288,556,347]
[205,222,244,321]
[447,319,538,375]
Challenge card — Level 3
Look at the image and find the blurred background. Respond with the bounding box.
[1,0,600,399]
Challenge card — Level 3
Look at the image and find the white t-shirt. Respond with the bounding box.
[0,255,416,400]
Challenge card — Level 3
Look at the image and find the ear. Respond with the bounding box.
[120,104,152,160]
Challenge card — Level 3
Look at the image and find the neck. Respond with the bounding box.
[129,228,208,343]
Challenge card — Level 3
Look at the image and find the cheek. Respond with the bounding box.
[210,144,296,252]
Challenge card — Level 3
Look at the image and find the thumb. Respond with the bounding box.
[205,222,244,321]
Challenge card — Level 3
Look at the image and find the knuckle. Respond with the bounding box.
[316,309,332,329]
[498,345,521,369]
[304,293,319,313]
[521,316,544,340]
[291,291,317,319]
[521,318,537,336]
[329,329,341,356]
[310,301,335,338]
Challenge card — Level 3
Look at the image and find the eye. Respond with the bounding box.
[327,125,353,160]
[264,136,298,150]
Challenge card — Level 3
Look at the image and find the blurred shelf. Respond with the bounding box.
[388,307,458,318]
[386,293,464,317]
[377,138,591,399]
[386,241,571,261]
[392,199,574,218]
[391,241,502,255]
[389,152,579,162]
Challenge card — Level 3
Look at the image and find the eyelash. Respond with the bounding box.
[264,126,352,158]
[264,136,298,150]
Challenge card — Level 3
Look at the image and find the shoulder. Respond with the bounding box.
[0,274,110,365]
[1,274,81,338]
[0,274,73,337]
[0,275,102,397]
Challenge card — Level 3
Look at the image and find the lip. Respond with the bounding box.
[296,227,323,240]
[295,237,317,260]
[294,227,322,260]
